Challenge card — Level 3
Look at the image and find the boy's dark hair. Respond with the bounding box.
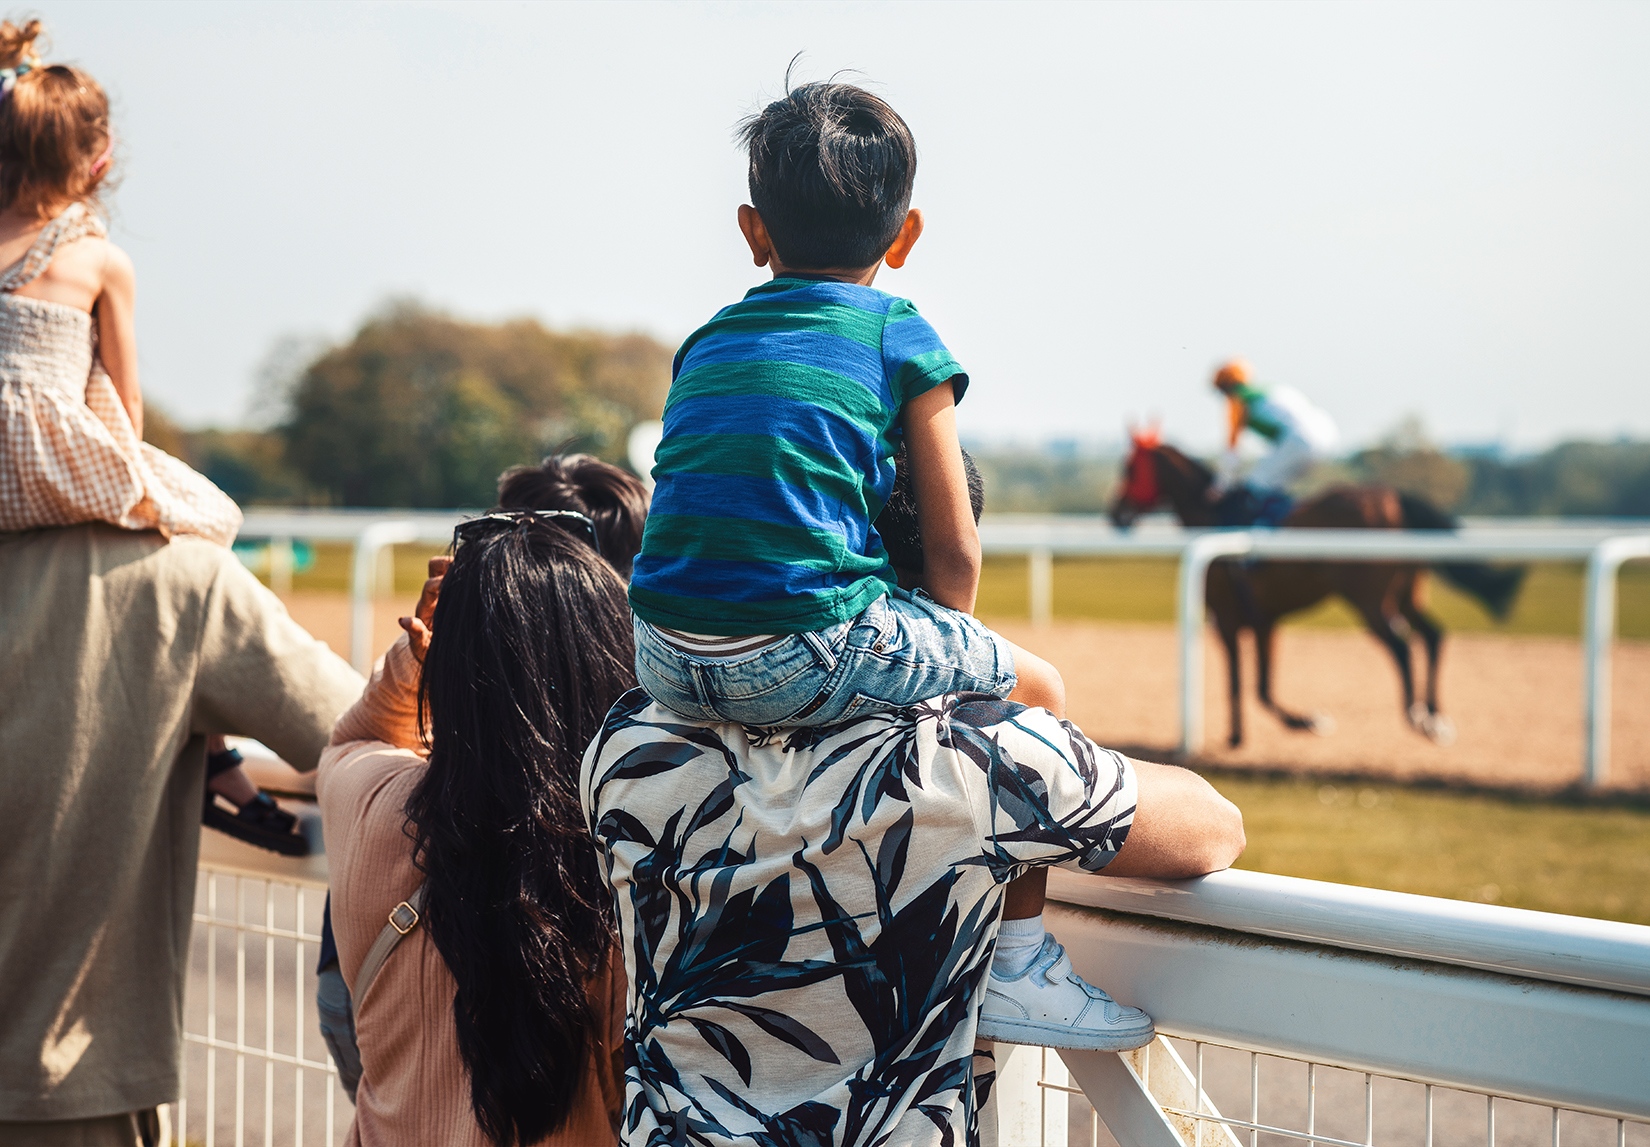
[737,80,916,270]
[874,444,983,575]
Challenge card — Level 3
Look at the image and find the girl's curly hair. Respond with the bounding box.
[0,20,116,218]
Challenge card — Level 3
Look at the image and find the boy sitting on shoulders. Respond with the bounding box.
[628,77,1144,1049]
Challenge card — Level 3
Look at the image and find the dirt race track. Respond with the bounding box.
[280,592,1650,794]
[990,618,1650,794]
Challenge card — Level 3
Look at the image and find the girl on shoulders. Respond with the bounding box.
[0,19,296,854]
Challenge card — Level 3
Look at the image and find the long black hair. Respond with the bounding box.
[404,520,636,1145]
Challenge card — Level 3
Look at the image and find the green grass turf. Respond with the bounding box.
[1205,772,1650,924]
[256,542,450,595]
[977,554,1650,639]
[265,544,1650,641]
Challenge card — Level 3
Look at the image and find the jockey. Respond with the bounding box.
[1210,359,1339,526]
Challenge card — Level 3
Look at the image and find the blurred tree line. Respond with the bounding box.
[146,302,671,507]
[969,446,1121,513]
[1338,416,1650,517]
[962,416,1650,518]
[149,318,1648,518]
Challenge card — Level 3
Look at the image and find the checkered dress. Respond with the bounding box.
[0,203,240,545]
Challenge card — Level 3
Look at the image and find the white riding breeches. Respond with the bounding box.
[1247,433,1326,494]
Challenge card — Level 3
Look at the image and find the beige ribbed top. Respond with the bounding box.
[318,635,625,1147]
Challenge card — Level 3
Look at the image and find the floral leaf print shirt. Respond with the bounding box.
[580,691,1138,1147]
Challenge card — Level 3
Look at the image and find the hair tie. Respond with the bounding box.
[0,55,39,102]
[90,134,113,176]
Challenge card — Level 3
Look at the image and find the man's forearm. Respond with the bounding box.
[1101,760,1246,879]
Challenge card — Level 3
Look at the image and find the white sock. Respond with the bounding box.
[992,914,1045,978]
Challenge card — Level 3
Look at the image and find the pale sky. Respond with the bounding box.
[43,0,1650,452]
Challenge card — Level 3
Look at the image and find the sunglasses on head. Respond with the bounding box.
[452,509,602,559]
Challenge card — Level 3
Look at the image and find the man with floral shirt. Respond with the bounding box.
[581,460,1246,1147]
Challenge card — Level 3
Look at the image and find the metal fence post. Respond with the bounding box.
[1029,547,1053,627]
[1583,537,1650,787]
[349,522,422,673]
[269,537,294,596]
[1178,532,1252,757]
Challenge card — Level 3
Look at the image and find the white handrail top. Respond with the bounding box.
[984,524,1650,559]
[240,508,468,542]
[1049,867,1650,998]
[231,509,1650,552]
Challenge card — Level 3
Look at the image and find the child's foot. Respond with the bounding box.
[978,933,1155,1051]
[202,745,310,857]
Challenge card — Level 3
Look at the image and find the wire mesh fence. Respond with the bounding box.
[1003,1037,1650,1147]
[173,866,351,1147]
[174,862,1647,1147]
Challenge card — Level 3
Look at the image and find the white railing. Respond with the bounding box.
[992,868,1650,1147]
[181,824,1650,1147]
[237,510,1650,786]
[1168,528,1650,783]
[975,515,1650,783]
[178,816,347,1146]
[239,509,464,674]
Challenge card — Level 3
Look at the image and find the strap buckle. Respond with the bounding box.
[389,900,420,935]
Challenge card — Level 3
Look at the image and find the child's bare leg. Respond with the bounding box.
[1003,643,1060,923]
[981,643,1151,1051]
[1005,642,1065,719]
[1003,867,1047,919]
[205,735,260,806]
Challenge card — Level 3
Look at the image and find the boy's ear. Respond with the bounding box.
[738,204,774,268]
[882,209,924,270]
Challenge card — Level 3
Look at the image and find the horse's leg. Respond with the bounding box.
[1398,574,1454,745]
[1350,586,1421,735]
[1220,617,1244,749]
[1254,619,1333,735]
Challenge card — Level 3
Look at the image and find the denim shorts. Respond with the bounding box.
[632,587,1018,727]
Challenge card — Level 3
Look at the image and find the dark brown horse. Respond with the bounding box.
[1109,433,1524,748]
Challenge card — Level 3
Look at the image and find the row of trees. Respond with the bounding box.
[149,303,672,508]
[149,310,1649,517]
[1339,418,1650,517]
[968,426,1650,518]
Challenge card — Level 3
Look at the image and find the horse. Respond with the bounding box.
[1109,431,1525,749]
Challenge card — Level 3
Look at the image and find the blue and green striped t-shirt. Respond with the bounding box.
[628,276,967,635]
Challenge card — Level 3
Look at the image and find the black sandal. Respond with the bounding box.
[203,747,310,857]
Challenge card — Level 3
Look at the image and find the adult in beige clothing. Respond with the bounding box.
[0,524,363,1144]
[320,512,635,1146]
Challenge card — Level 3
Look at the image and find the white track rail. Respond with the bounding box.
[182,827,1650,1145]
[237,510,1650,785]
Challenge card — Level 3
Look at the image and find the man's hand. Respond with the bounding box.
[398,556,450,663]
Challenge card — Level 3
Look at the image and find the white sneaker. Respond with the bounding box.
[978,934,1155,1051]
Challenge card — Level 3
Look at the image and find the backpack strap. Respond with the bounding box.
[352,883,426,1009]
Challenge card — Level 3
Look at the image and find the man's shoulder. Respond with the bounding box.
[0,524,241,590]
[587,691,1049,770]
[0,527,301,646]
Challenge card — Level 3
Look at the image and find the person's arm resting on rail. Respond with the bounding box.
[1101,760,1245,878]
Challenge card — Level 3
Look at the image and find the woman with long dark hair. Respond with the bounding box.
[318,457,643,1146]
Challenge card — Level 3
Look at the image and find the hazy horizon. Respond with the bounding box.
[41,0,1650,454]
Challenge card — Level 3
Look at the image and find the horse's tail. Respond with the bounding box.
[1398,493,1528,620]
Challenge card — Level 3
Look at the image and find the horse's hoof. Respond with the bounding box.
[1422,714,1457,746]
[1307,711,1336,736]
